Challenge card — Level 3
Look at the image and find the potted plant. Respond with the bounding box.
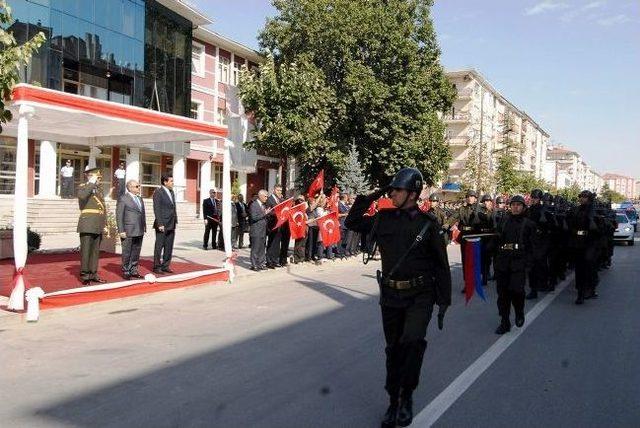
[100,213,120,253]
[0,226,41,259]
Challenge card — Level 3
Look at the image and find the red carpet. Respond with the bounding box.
[0,252,229,309]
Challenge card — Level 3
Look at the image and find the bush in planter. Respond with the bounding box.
[27,228,41,252]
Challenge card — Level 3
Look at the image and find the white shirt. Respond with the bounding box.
[114,168,126,179]
[61,165,74,178]
[162,186,174,204]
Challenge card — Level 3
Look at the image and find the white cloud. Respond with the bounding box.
[597,14,631,25]
[525,0,570,16]
[583,1,606,10]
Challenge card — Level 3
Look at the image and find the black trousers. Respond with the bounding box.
[528,254,549,292]
[238,222,246,248]
[481,238,494,285]
[293,237,307,263]
[154,229,175,270]
[495,268,525,319]
[305,227,318,260]
[279,226,290,264]
[250,234,266,268]
[574,249,598,295]
[381,293,434,398]
[117,178,126,197]
[121,235,143,275]
[79,233,102,281]
[61,176,74,198]
[203,220,219,249]
[267,228,282,265]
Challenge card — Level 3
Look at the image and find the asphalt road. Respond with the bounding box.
[1,234,638,427]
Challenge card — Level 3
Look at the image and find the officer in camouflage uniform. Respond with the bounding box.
[346,168,451,428]
[428,193,450,245]
[77,167,107,285]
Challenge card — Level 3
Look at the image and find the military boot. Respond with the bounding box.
[381,397,398,428]
[515,312,525,328]
[525,290,538,300]
[575,291,585,305]
[495,318,511,335]
[397,393,413,427]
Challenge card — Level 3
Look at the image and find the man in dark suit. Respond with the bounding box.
[265,184,283,268]
[152,174,178,274]
[202,188,221,250]
[249,189,273,270]
[116,179,146,280]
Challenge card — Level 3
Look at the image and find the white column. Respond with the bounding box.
[88,145,100,169]
[126,147,140,182]
[37,140,57,198]
[267,169,277,191]
[237,171,247,199]
[213,46,220,124]
[222,139,235,280]
[172,154,186,202]
[199,158,212,218]
[8,104,35,311]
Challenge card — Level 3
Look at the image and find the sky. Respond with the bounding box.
[192,0,640,179]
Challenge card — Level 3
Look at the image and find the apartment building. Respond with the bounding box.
[602,173,637,199]
[444,69,549,189]
[544,146,602,192]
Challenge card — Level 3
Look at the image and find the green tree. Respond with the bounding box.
[238,54,338,188]
[494,114,521,194]
[557,183,581,202]
[0,0,45,131]
[335,142,370,194]
[255,0,455,186]
[600,183,626,203]
[515,172,549,194]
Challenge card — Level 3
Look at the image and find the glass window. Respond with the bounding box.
[62,14,80,61]
[0,138,17,195]
[78,0,94,23]
[94,0,109,29]
[192,43,204,76]
[216,107,227,126]
[50,10,63,51]
[134,2,144,41]
[190,101,202,120]
[122,0,136,37]
[107,0,124,34]
[218,57,229,84]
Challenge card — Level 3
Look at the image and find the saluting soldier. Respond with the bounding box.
[77,167,107,285]
[345,168,451,428]
[494,195,536,334]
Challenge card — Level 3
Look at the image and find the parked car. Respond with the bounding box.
[614,213,635,246]
[624,208,638,232]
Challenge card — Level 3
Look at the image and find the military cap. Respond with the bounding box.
[509,195,526,205]
[84,167,102,177]
[388,168,423,194]
[481,194,492,202]
[530,189,544,199]
[466,190,478,198]
[495,196,506,204]
[429,193,440,202]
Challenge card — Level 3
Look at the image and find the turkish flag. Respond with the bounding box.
[288,203,308,240]
[451,224,461,244]
[317,211,341,247]
[377,197,396,210]
[419,200,431,212]
[328,186,339,213]
[307,169,324,199]
[364,201,376,217]
[272,197,294,230]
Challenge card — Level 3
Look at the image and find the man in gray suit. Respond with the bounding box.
[116,179,146,280]
[249,190,273,271]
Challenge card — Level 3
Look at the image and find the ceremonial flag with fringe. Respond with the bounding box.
[463,238,486,303]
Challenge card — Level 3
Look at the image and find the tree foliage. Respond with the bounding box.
[556,183,581,202]
[247,0,455,187]
[600,183,626,203]
[0,0,45,131]
[494,114,521,194]
[335,143,370,194]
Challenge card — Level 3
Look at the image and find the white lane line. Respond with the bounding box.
[413,276,573,427]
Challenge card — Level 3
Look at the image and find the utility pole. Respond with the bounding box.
[477,84,485,191]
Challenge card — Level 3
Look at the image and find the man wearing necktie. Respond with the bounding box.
[152,174,178,274]
[116,179,146,280]
[202,188,221,250]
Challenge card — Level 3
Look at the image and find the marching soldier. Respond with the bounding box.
[525,189,556,299]
[568,190,601,304]
[428,193,450,244]
[494,195,536,334]
[478,194,496,285]
[345,168,451,428]
[77,167,107,285]
[448,190,480,292]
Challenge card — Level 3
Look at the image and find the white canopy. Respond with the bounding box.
[3,84,236,312]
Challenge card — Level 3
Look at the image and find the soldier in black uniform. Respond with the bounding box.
[77,167,107,285]
[494,195,535,334]
[550,195,569,285]
[345,168,451,428]
[525,189,556,300]
[568,190,601,304]
[478,194,496,286]
[448,190,480,292]
[428,193,449,245]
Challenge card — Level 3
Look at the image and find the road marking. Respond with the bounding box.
[413,276,573,427]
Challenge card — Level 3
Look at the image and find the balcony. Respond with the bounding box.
[457,88,474,99]
[443,112,471,123]
[447,136,470,147]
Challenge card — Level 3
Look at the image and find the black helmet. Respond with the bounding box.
[481,194,492,203]
[429,193,440,202]
[530,189,544,199]
[510,195,526,205]
[495,196,506,204]
[466,190,478,198]
[579,190,593,200]
[542,192,553,202]
[388,168,423,194]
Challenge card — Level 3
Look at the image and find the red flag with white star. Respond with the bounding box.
[288,203,308,240]
[307,169,324,199]
[272,197,294,230]
[316,211,341,247]
[328,186,339,213]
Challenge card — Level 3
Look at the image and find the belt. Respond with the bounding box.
[481,228,493,233]
[576,230,588,236]
[500,243,520,250]
[381,276,425,290]
[81,209,104,214]
[462,226,473,231]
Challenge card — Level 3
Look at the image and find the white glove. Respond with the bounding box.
[88,176,98,184]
